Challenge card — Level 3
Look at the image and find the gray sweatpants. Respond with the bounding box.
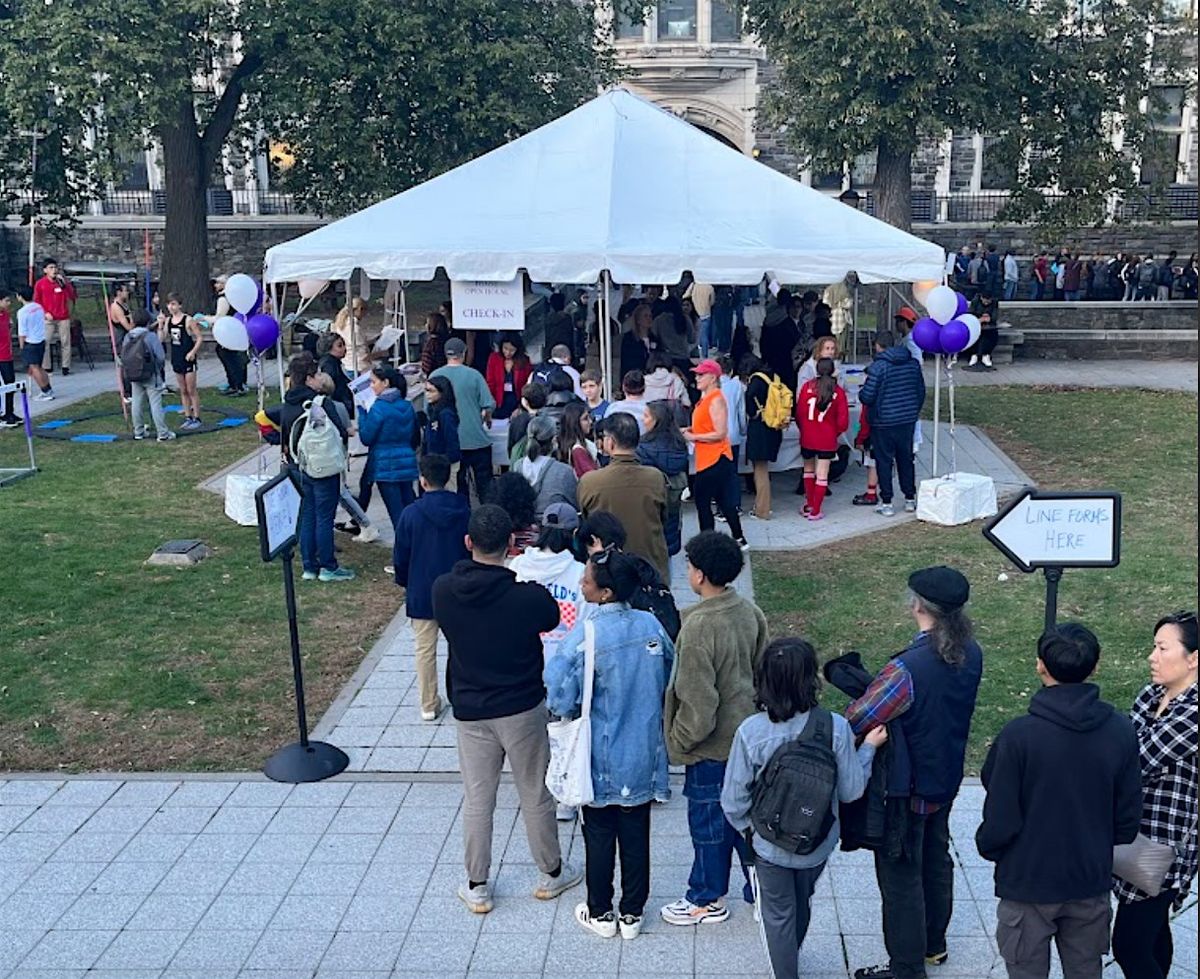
[754,858,826,979]
[996,894,1111,979]
[456,701,561,883]
[130,380,169,437]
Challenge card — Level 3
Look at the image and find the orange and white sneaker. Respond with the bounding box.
[659,898,729,926]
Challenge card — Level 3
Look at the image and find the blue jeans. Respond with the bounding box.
[376,480,416,532]
[1002,280,1017,301]
[697,316,712,358]
[300,472,341,574]
[684,760,753,905]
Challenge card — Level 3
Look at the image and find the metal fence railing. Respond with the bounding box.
[853,187,1199,224]
[95,189,302,216]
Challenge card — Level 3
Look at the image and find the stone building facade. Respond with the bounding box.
[612,1,1200,206]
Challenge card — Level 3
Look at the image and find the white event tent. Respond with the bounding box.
[263,88,945,289]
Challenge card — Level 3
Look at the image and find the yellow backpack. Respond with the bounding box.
[753,372,794,430]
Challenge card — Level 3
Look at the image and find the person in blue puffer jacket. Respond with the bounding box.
[544,548,675,942]
[858,330,926,517]
[358,365,418,531]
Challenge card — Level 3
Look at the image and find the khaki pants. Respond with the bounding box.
[456,701,560,883]
[44,319,71,370]
[410,617,442,715]
[752,460,772,518]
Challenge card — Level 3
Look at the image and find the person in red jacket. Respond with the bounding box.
[32,259,76,374]
[485,335,532,419]
[795,357,849,520]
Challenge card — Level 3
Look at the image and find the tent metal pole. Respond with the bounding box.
[344,277,357,374]
[600,271,613,401]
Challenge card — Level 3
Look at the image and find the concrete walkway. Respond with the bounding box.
[925,358,1197,393]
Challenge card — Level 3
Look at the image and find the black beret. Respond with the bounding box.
[908,566,970,611]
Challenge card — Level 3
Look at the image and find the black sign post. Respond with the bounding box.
[255,470,349,783]
[983,488,1122,633]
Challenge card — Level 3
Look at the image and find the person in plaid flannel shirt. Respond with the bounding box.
[1112,610,1198,979]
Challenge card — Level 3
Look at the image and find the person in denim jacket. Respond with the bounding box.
[544,548,675,942]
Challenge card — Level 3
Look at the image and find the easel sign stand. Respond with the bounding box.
[984,489,1123,632]
[254,470,350,783]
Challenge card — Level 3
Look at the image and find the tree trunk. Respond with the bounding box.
[875,136,914,233]
[158,97,212,312]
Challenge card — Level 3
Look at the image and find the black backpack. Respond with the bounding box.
[121,332,155,383]
[749,708,839,855]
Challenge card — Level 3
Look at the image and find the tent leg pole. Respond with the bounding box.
[601,271,613,401]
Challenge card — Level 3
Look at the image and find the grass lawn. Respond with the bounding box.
[754,385,1198,773]
[0,391,399,772]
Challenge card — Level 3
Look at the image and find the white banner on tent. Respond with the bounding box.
[450,277,525,331]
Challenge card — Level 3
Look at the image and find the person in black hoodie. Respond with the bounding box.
[977,623,1143,979]
[432,504,583,916]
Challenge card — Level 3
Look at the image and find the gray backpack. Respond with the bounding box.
[290,395,346,479]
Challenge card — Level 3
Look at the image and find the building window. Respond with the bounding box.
[813,169,843,190]
[1151,86,1186,127]
[1141,132,1181,184]
[616,9,645,39]
[850,150,877,188]
[710,1,741,41]
[979,135,1016,191]
[658,1,697,39]
[113,145,150,191]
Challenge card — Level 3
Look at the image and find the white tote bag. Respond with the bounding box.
[545,620,596,808]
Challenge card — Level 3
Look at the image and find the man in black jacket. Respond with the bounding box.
[977,623,1143,979]
[432,504,582,915]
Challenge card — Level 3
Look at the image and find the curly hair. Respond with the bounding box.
[485,471,537,529]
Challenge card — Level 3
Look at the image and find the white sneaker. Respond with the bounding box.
[457,881,493,914]
[967,355,979,367]
[555,803,577,822]
[903,498,918,513]
[383,565,395,575]
[354,524,381,543]
[982,354,994,369]
[660,897,730,926]
[875,503,896,517]
[574,902,617,938]
[618,913,643,940]
[420,704,445,722]
[35,391,55,401]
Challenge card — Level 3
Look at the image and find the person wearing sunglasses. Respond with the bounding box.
[1112,610,1198,979]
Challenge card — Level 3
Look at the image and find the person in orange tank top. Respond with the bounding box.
[683,360,748,550]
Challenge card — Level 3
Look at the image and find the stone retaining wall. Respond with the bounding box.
[1003,300,1198,360]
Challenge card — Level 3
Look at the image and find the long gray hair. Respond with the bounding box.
[909,590,974,666]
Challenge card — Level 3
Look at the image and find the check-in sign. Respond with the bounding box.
[450,276,526,331]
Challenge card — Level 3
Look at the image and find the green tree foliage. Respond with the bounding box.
[0,0,615,306]
[735,0,1194,233]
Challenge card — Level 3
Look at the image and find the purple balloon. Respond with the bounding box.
[245,313,280,352]
[940,318,970,354]
[249,281,264,317]
[911,316,944,354]
[954,291,969,317]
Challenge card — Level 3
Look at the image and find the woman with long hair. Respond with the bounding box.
[419,311,450,376]
[515,413,578,519]
[422,374,461,482]
[796,336,840,388]
[357,365,418,530]
[636,401,689,556]
[722,637,885,979]
[485,334,532,419]
[1112,610,1197,979]
[545,548,675,941]
[741,354,783,521]
[795,357,849,521]
[556,402,599,477]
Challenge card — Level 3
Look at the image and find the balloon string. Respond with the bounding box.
[947,358,957,476]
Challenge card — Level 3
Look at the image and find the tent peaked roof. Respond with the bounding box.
[263,87,944,287]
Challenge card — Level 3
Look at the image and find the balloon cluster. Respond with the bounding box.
[909,282,981,356]
[212,273,281,354]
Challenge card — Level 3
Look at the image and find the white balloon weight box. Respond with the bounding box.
[916,472,998,527]
[225,473,273,526]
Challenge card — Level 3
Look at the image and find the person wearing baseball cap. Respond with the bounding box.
[893,306,923,363]
[846,565,984,979]
[684,360,748,550]
[430,331,497,501]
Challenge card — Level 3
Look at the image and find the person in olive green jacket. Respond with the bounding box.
[661,531,770,928]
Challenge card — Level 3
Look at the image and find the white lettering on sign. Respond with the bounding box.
[984,490,1121,572]
[450,276,526,332]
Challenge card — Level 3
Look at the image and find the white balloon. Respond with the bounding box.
[297,278,329,300]
[912,279,938,304]
[225,273,259,314]
[213,315,250,351]
[958,313,982,349]
[924,285,959,326]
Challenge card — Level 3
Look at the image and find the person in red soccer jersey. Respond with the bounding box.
[795,357,849,521]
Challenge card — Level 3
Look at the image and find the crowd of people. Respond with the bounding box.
[949,243,1199,302]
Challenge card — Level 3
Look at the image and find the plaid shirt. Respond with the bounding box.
[1113,682,1198,908]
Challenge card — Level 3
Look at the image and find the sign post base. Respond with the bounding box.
[264,740,350,784]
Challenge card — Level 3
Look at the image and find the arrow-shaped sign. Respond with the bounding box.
[983,488,1122,574]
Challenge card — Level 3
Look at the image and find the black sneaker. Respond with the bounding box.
[854,966,895,979]
[62,367,70,375]
[852,493,879,506]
